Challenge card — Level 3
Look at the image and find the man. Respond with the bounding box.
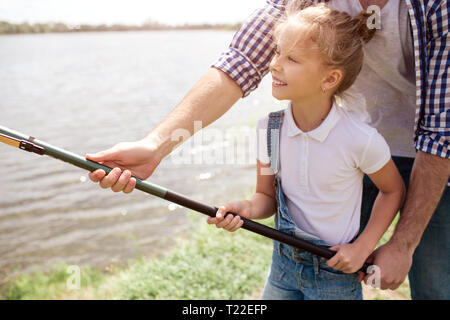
[86,0,449,299]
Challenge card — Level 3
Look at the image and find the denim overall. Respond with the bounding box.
[260,109,362,300]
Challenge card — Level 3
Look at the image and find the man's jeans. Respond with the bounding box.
[360,156,450,300]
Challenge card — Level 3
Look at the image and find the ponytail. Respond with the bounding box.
[354,10,377,44]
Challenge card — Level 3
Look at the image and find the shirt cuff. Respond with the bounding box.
[211,48,263,98]
[415,132,449,159]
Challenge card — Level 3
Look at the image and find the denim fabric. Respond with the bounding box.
[261,176,362,300]
[360,156,450,300]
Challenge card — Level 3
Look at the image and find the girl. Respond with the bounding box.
[207,2,405,300]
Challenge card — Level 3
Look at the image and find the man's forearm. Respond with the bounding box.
[143,67,243,158]
[390,151,450,252]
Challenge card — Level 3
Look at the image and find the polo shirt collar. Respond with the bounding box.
[286,97,342,142]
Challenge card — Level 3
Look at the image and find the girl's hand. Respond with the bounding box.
[206,200,253,232]
[326,243,371,274]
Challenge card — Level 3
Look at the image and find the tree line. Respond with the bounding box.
[0,20,241,35]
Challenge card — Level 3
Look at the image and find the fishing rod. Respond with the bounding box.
[0,125,371,274]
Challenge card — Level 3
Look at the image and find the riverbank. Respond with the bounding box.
[0,195,410,300]
[0,21,240,35]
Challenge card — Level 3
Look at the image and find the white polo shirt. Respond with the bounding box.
[256,99,391,245]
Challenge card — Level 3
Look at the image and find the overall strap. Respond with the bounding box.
[267,109,285,175]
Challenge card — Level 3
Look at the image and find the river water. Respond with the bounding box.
[0,30,284,277]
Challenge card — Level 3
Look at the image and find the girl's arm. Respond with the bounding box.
[354,159,406,254]
[251,160,278,219]
[327,159,406,273]
[207,160,277,231]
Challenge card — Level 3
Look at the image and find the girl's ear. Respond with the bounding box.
[321,68,343,92]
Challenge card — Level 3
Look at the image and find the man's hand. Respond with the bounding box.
[86,139,163,193]
[362,241,413,289]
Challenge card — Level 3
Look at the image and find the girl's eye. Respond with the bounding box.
[288,56,297,63]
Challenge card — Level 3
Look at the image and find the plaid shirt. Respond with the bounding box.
[212,0,449,161]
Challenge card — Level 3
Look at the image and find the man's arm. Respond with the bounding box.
[390,151,449,253]
[367,152,450,289]
[144,67,243,159]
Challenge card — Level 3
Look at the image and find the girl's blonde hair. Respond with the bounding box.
[272,1,376,94]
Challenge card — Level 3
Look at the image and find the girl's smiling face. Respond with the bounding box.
[270,21,333,103]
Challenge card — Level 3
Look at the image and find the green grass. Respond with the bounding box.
[0,210,410,300]
[1,263,106,300]
[111,213,273,300]
[0,211,273,300]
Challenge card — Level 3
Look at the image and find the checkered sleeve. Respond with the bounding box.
[211,0,285,97]
[415,0,450,159]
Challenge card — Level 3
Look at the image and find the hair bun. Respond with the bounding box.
[354,10,376,43]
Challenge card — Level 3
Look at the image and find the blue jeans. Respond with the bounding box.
[261,176,362,300]
[261,242,362,300]
[360,156,450,300]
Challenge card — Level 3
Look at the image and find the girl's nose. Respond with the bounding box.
[270,55,281,73]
